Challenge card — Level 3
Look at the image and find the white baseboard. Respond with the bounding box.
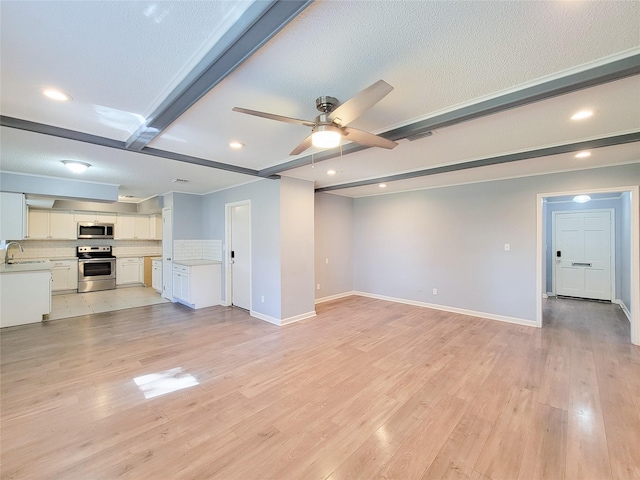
[250,309,317,326]
[281,310,317,325]
[315,291,356,304]
[250,310,281,326]
[613,299,631,322]
[353,291,537,328]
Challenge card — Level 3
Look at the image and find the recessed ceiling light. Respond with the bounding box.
[327,169,336,175]
[575,151,591,158]
[42,88,72,102]
[573,195,591,204]
[379,183,387,188]
[571,110,593,121]
[229,141,244,149]
[62,160,90,173]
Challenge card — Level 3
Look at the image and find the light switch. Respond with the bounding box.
[504,243,510,251]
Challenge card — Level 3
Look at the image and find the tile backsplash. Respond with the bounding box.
[174,239,222,261]
[3,239,161,260]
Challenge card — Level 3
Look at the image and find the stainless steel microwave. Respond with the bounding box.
[77,223,114,239]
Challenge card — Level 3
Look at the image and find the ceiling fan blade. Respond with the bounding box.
[343,127,398,149]
[290,135,313,156]
[328,80,393,126]
[232,107,316,127]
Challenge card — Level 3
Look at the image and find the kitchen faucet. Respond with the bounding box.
[4,242,24,264]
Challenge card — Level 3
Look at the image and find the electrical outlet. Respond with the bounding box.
[316,284,321,290]
[261,295,265,303]
[504,243,510,251]
[432,288,438,295]
[325,258,329,264]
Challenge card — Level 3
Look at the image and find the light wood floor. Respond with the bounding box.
[1,296,638,479]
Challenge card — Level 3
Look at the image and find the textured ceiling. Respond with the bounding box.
[0,0,638,201]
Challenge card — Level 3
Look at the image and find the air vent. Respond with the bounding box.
[172,178,189,183]
[406,130,434,142]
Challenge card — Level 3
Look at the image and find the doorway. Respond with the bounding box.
[552,209,614,301]
[225,201,251,310]
[536,186,640,346]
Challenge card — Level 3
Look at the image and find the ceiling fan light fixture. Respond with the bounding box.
[62,160,90,173]
[311,125,341,149]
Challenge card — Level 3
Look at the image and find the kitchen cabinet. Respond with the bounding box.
[0,264,52,327]
[0,192,26,240]
[149,216,162,240]
[74,211,117,223]
[115,214,153,239]
[172,262,221,309]
[51,259,78,292]
[116,257,143,285]
[27,209,76,239]
[152,259,162,293]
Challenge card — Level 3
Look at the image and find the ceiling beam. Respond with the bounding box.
[125,0,313,151]
[314,132,640,193]
[0,116,261,177]
[261,53,640,177]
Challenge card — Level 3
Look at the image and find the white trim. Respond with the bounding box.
[613,299,631,322]
[551,208,615,300]
[537,185,640,346]
[250,310,281,326]
[281,311,317,325]
[315,291,356,304]
[224,200,252,311]
[354,291,536,328]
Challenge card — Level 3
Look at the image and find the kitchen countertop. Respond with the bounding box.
[116,253,163,258]
[173,260,222,266]
[1,260,52,273]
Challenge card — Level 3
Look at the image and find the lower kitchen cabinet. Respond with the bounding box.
[172,262,221,309]
[116,257,144,285]
[151,259,162,293]
[51,259,78,292]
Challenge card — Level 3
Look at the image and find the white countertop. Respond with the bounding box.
[1,260,52,273]
[173,260,222,266]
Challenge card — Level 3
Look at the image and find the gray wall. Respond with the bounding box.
[353,164,640,323]
[620,192,632,313]
[172,192,203,240]
[280,177,315,319]
[314,193,354,300]
[202,179,282,320]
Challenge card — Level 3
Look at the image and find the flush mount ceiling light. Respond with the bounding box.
[327,169,336,176]
[42,88,72,102]
[571,109,593,120]
[229,141,244,149]
[62,160,90,173]
[575,151,591,158]
[573,194,592,204]
[311,125,342,149]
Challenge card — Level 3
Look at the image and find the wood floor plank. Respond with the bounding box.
[1,296,638,479]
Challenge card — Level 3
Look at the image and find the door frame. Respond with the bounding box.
[536,185,640,346]
[224,200,252,309]
[551,208,615,300]
[161,206,173,301]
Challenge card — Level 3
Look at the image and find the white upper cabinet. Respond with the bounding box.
[0,192,26,240]
[74,211,117,223]
[27,209,76,239]
[135,216,150,239]
[115,214,135,239]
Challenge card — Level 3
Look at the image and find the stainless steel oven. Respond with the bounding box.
[77,246,116,293]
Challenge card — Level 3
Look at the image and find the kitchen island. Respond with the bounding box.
[0,260,52,328]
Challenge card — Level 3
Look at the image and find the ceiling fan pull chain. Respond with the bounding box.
[311,146,315,168]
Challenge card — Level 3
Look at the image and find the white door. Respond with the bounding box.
[553,210,613,301]
[162,207,173,301]
[230,204,251,310]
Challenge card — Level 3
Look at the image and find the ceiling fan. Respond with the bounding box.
[232,80,398,155]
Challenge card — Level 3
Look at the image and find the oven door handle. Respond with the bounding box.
[79,258,116,262]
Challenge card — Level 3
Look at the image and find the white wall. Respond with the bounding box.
[620,191,632,315]
[353,164,640,324]
[314,193,354,301]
